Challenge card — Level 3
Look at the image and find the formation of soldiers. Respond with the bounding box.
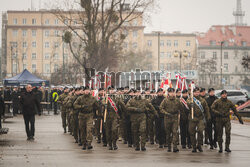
[58,85,244,153]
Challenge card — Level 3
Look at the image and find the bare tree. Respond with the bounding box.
[199,59,217,88]
[50,0,154,80]
[242,54,250,70]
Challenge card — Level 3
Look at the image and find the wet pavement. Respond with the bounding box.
[1,114,250,167]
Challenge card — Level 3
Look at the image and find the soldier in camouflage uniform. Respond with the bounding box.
[160,88,183,152]
[145,88,155,145]
[126,89,158,151]
[187,87,211,153]
[73,87,98,150]
[64,89,75,135]
[211,90,243,153]
[58,87,69,133]
[105,86,126,150]
[66,88,81,143]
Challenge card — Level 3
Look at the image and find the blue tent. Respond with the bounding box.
[3,69,49,87]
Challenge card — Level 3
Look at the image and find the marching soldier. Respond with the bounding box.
[179,89,191,149]
[187,87,211,153]
[205,88,218,149]
[58,87,69,133]
[73,86,98,150]
[64,89,75,135]
[126,88,158,151]
[160,88,183,152]
[151,88,165,148]
[145,88,155,145]
[211,90,243,153]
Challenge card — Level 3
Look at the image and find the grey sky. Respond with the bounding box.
[0,0,250,36]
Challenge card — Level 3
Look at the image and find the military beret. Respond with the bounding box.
[168,88,175,92]
[182,89,188,93]
[208,88,215,93]
[98,88,104,91]
[157,88,163,93]
[193,87,200,92]
[176,88,181,93]
[145,88,150,91]
[221,90,227,95]
[200,88,206,92]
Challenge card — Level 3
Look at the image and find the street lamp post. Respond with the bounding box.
[174,50,188,73]
[152,31,163,71]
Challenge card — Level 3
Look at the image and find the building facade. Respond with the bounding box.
[1,10,145,79]
[197,25,250,89]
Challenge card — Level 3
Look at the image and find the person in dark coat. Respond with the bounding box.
[20,84,41,140]
[0,94,5,129]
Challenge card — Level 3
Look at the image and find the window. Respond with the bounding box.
[12,30,18,37]
[22,30,27,37]
[32,30,36,37]
[166,63,171,70]
[167,52,171,58]
[12,52,17,59]
[44,30,50,37]
[241,41,247,46]
[54,64,59,72]
[174,40,178,47]
[11,42,17,48]
[12,64,17,73]
[224,63,228,71]
[160,63,164,70]
[224,52,228,59]
[13,18,17,24]
[133,19,137,26]
[160,40,164,47]
[133,30,137,37]
[44,64,50,73]
[53,53,59,60]
[185,64,191,70]
[64,19,68,24]
[23,64,27,70]
[55,19,59,25]
[187,52,191,58]
[44,53,50,59]
[32,41,36,48]
[32,53,36,59]
[23,18,27,25]
[22,42,27,48]
[186,40,191,46]
[160,52,164,58]
[22,53,27,60]
[44,42,50,48]
[210,40,216,46]
[167,40,171,46]
[147,40,152,47]
[132,42,137,49]
[54,42,59,48]
[54,30,59,36]
[213,52,217,59]
[32,64,36,72]
[32,18,36,25]
[45,19,49,25]
[200,51,205,59]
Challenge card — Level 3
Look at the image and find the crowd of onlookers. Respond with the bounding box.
[0,86,65,117]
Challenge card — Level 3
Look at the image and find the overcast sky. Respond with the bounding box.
[0,0,250,37]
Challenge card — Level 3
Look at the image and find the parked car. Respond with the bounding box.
[215,90,248,106]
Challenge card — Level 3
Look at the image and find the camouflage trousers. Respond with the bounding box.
[72,112,79,142]
[146,115,155,143]
[67,111,73,132]
[189,119,205,148]
[61,110,67,130]
[105,112,119,146]
[216,117,231,148]
[164,117,179,149]
[78,113,93,145]
[131,114,147,148]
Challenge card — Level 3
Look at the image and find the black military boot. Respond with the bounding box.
[113,143,118,150]
[225,145,231,153]
[135,146,140,151]
[82,144,87,150]
[87,144,93,150]
[103,142,107,147]
[213,142,217,148]
[182,145,186,149]
[128,144,132,147]
[218,143,223,153]
[64,128,66,133]
[141,146,146,151]
[210,144,214,149]
[159,145,164,148]
[167,145,172,152]
[192,146,197,153]
[188,145,192,149]
[197,146,203,152]
[173,147,179,153]
[123,141,128,144]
